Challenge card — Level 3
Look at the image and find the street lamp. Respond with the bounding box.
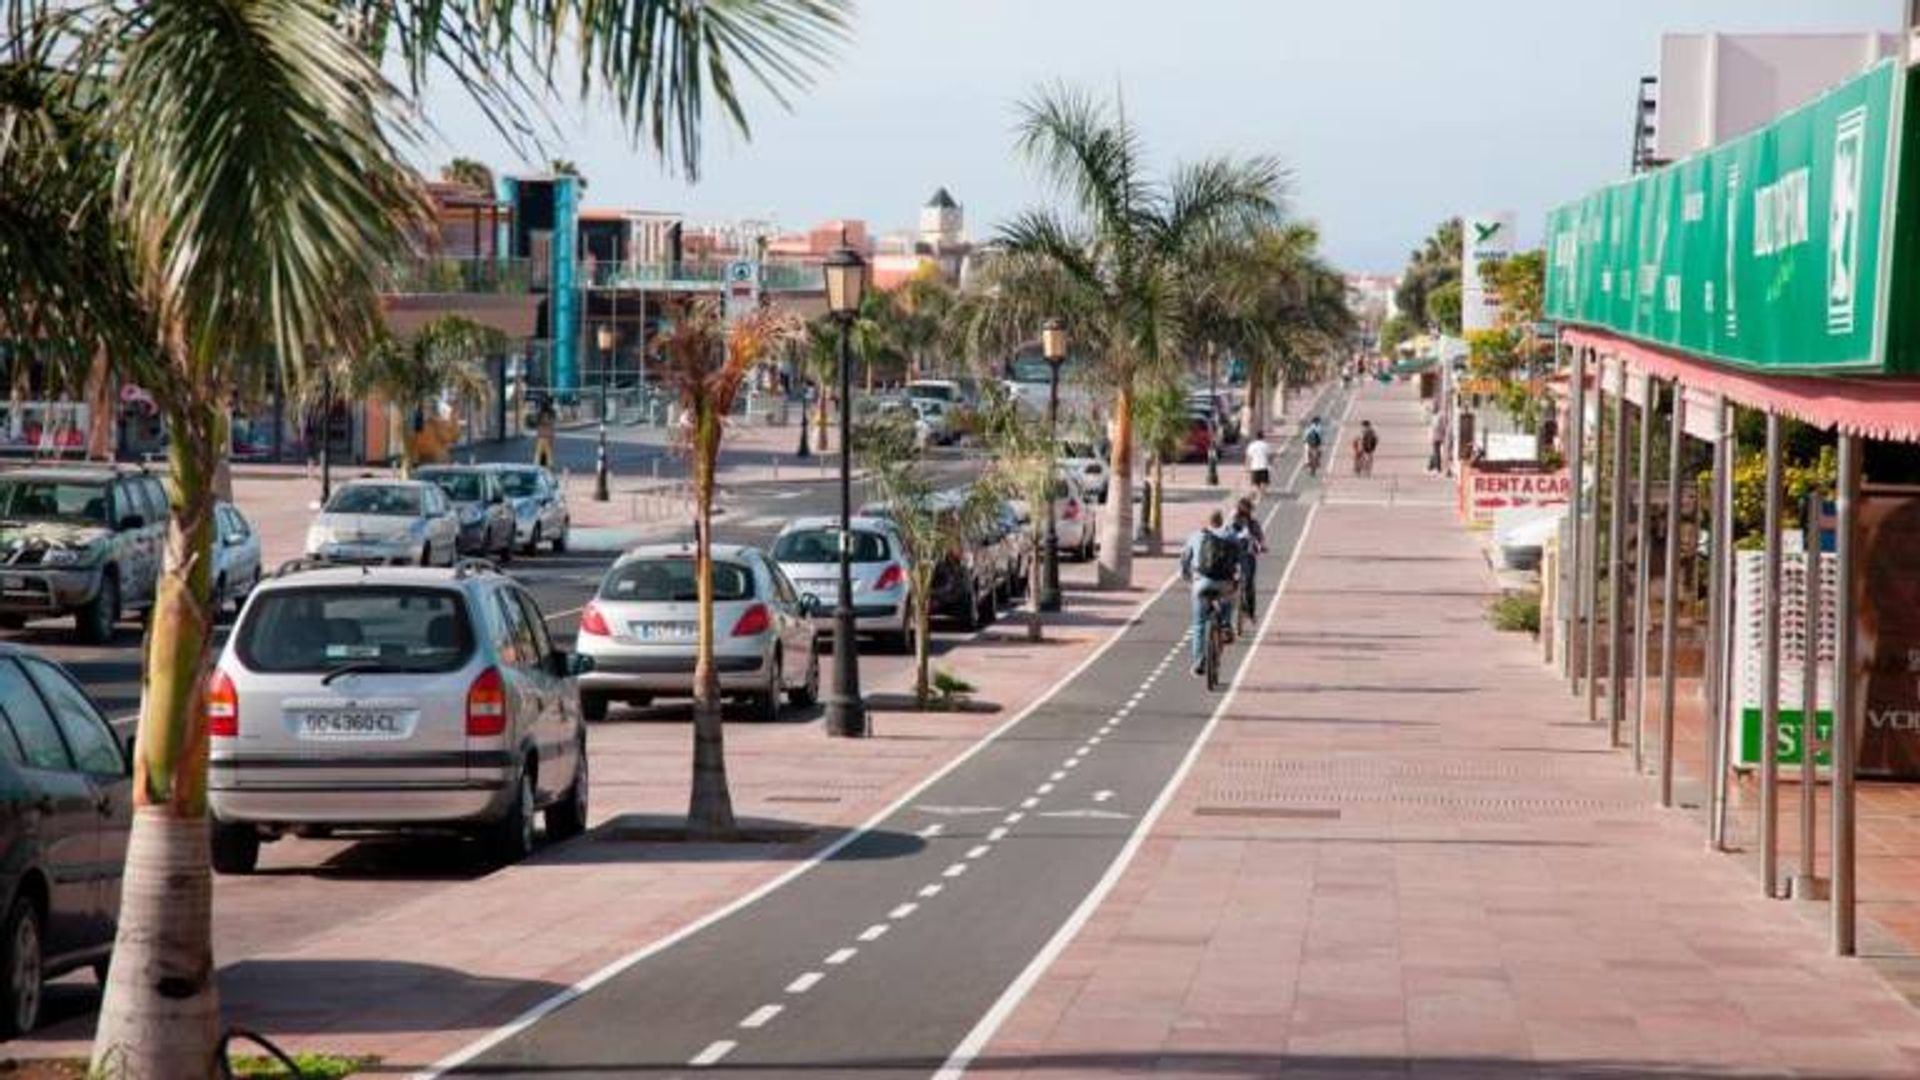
[823,247,868,738]
[1039,318,1068,613]
[594,323,614,502]
[1205,341,1220,487]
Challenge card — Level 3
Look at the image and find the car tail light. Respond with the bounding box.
[731,603,771,637]
[579,601,610,636]
[1063,499,1081,521]
[466,667,507,736]
[874,563,905,591]
[207,671,238,738]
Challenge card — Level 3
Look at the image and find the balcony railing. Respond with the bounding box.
[383,257,535,295]
[581,259,822,292]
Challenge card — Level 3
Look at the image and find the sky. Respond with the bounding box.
[411,0,1899,274]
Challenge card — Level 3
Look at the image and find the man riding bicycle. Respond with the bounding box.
[1180,509,1243,677]
[1229,496,1267,631]
[1303,416,1325,477]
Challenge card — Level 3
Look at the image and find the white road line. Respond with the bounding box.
[786,972,824,994]
[1088,736,1103,745]
[943,863,969,878]
[690,1040,736,1067]
[1049,770,1066,781]
[740,1004,783,1029]
[987,826,1009,841]
[889,902,919,919]
[1074,747,1090,757]
[1036,783,1055,795]
[1063,759,1079,770]
[965,844,991,860]
[416,546,1192,1080]
[1003,812,1025,825]
[1020,797,1040,809]
[825,947,857,965]
[919,823,945,838]
[918,883,944,899]
[935,470,1326,1080]
[858,924,890,942]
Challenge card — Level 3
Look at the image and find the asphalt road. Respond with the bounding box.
[444,394,1346,1078]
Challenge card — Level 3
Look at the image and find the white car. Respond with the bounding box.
[1056,440,1109,503]
[772,517,916,653]
[305,480,460,566]
[207,562,593,871]
[912,400,954,446]
[213,501,262,614]
[487,464,570,555]
[1011,471,1097,563]
[575,543,821,722]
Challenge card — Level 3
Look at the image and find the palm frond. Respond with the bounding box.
[1156,155,1288,256]
[1013,83,1151,246]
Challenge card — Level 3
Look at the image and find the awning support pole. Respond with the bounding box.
[1564,341,1586,689]
[1659,378,1684,808]
[1586,351,1606,728]
[1709,398,1735,851]
[1608,361,1630,747]
[1794,487,1822,898]
[1761,411,1784,898]
[1633,372,1655,772]
[1832,433,1860,955]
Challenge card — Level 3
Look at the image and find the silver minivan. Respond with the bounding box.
[207,563,592,871]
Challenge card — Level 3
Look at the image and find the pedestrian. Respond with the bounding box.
[1244,429,1275,495]
[532,397,557,469]
[1229,496,1266,631]
[1428,409,1446,474]
[1539,409,1559,457]
[1178,509,1243,676]
[1358,419,1379,476]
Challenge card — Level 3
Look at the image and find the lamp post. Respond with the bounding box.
[1039,318,1068,613]
[1205,341,1220,487]
[794,365,812,460]
[594,323,614,502]
[823,247,868,738]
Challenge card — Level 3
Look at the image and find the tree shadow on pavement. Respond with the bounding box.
[532,813,925,865]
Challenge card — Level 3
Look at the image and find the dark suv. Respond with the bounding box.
[0,468,168,643]
[0,644,131,1036]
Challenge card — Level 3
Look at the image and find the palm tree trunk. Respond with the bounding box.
[1146,452,1165,557]
[912,571,934,707]
[1097,383,1135,588]
[815,386,829,454]
[85,350,114,462]
[90,396,223,1080]
[1026,539,1043,642]
[686,427,735,839]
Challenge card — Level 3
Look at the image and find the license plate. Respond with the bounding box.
[632,621,695,641]
[2,576,24,590]
[297,710,410,740]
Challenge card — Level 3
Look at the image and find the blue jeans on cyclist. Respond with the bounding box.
[1189,577,1233,670]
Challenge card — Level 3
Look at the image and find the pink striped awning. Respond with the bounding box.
[1562,328,1920,444]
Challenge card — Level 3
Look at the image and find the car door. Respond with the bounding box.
[510,588,576,798]
[541,473,567,536]
[0,659,101,958]
[22,657,129,947]
[763,561,812,684]
[487,589,556,801]
[425,489,457,561]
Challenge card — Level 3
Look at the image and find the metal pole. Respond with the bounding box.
[1587,352,1606,728]
[1710,399,1736,850]
[826,318,866,738]
[1795,487,1822,898]
[1039,361,1063,613]
[1608,361,1629,746]
[1633,373,1655,771]
[1760,412,1784,897]
[1659,378,1684,808]
[1564,340,1586,689]
[318,370,333,504]
[1205,343,1220,487]
[594,368,611,501]
[1832,433,1859,954]
[795,375,812,459]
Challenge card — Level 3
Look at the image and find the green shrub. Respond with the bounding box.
[1489,592,1540,635]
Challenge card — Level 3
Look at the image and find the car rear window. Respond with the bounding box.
[772,528,888,564]
[326,485,421,516]
[495,470,541,498]
[236,587,473,673]
[601,559,753,603]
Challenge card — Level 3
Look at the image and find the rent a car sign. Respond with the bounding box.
[1467,470,1570,525]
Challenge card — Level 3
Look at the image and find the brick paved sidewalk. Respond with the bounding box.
[973,380,1920,1079]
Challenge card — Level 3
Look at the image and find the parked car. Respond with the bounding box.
[994,499,1032,600]
[305,480,459,567]
[416,466,515,563]
[213,501,262,614]
[1035,470,1098,562]
[771,517,916,653]
[1180,413,1215,463]
[1056,440,1109,503]
[1189,390,1241,445]
[207,561,592,871]
[575,544,821,723]
[862,494,999,631]
[0,644,131,1036]
[906,379,977,435]
[486,464,570,555]
[912,399,955,446]
[0,468,168,644]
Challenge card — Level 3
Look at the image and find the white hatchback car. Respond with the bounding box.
[305,480,460,567]
[575,544,821,723]
[772,516,915,653]
[207,562,592,871]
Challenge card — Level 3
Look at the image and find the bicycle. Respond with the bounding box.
[1306,442,1322,477]
[1202,585,1236,691]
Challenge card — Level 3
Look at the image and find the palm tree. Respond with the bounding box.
[335,316,505,476]
[441,156,496,193]
[1,1,848,1072]
[1132,376,1192,557]
[549,157,587,186]
[998,84,1285,588]
[658,302,801,837]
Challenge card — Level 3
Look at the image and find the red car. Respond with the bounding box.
[1180,414,1215,462]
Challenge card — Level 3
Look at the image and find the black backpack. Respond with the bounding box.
[1361,428,1379,453]
[1198,531,1239,581]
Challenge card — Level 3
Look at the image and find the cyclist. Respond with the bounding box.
[1229,496,1267,631]
[1179,509,1243,677]
[1303,416,1325,477]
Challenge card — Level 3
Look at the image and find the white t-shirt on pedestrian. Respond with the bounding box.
[1246,438,1275,472]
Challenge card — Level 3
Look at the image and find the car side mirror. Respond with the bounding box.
[492,494,505,506]
[118,514,145,530]
[566,653,596,677]
[800,593,821,616]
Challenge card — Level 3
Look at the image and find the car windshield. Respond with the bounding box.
[601,559,753,603]
[422,471,485,502]
[1059,442,1097,460]
[494,470,542,498]
[907,383,956,401]
[325,486,422,516]
[1008,358,1052,383]
[773,528,889,564]
[0,480,110,525]
[236,587,472,673]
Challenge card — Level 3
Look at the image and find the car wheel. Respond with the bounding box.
[211,821,261,875]
[551,526,568,554]
[956,582,982,631]
[213,575,229,614]
[581,690,609,723]
[523,525,541,557]
[546,737,590,842]
[787,649,819,707]
[0,898,43,1038]
[0,615,26,632]
[419,544,433,567]
[74,573,119,645]
[978,583,998,626]
[751,653,783,722]
[486,768,537,865]
[888,616,916,655]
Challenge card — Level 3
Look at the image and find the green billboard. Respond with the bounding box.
[1544,60,1903,374]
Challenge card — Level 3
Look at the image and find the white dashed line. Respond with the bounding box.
[1003,812,1025,824]
[740,1005,783,1029]
[1075,746,1091,757]
[690,1040,736,1067]
[889,902,919,919]
[786,972,824,994]
[1049,770,1067,781]
[987,826,1009,841]
[943,863,969,878]
[826,947,857,965]
[1037,783,1055,795]
[1021,797,1040,809]
[1089,736,1103,745]
[858,924,890,942]
[966,844,991,859]
[918,883,944,898]
[919,823,945,838]
[1064,759,1079,770]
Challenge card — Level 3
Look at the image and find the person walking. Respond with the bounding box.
[1244,429,1275,494]
[1179,509,1243,676]
[1355,419,1379,476]
[1229,496,1267,631]
[1428,408,1446,474]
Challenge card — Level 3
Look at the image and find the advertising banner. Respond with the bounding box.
[1462,211,1516,332]
[1466,468,1570,526]
[1544,60,1902,374]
